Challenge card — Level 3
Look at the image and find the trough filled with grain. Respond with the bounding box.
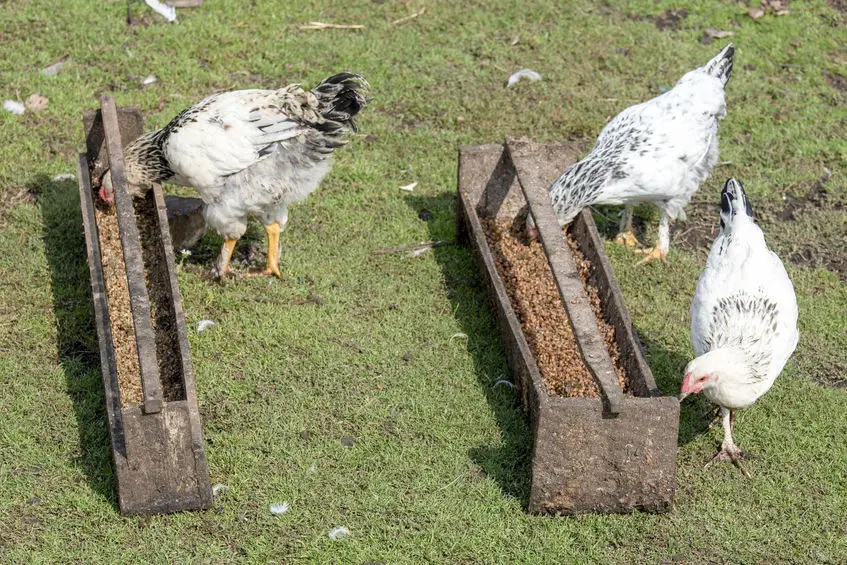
[77,97,212,516]
[457,138,680,515]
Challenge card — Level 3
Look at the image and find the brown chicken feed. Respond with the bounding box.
[94,192,185,407]
[483,218,629,397]
[95,207,143,406]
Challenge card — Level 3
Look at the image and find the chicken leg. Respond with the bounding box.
[704,407,751,478]
[637,210,670,264]
[212,238,238,280]
[614,206,643,248]
[242,221,283,278]
[263,221,282,278]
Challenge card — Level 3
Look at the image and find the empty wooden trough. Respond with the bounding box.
[457,137,680,515]
[76,95,212,515]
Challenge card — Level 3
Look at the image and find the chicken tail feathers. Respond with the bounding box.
[720,177,753,229]
[705,43,734,87]
[312,73,370,132]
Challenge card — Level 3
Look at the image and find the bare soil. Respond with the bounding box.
[672,172,847,280]
[483,218,629,397]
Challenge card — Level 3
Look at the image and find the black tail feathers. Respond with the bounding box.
[705,43,734,87]
[720,177,754,229]
[312,73,370,131]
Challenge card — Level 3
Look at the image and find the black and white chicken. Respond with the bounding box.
[100,73,369,278]
[681,178,799,477]
[539,44,734,263]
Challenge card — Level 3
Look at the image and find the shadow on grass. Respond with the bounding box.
[34,173,117,508]
[405,191,533,509]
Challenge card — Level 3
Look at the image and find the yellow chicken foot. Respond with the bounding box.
[636,244,668,264]
[264,221,282,278]
[243,221,282,278]
[212,238,238,280]
[614,230,643,248]
[615,207,642,248]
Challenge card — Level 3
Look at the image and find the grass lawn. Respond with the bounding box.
[1,0,846,562]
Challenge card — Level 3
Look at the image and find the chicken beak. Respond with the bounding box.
[679,371,694,401]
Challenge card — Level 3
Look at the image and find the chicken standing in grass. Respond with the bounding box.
[681,178,799,477]
[100,73,369,279]
[536,44,734,263]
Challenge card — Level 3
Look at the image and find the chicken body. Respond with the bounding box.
[682,178,799,476]
[543,44,734,263]
[104,73,369,278]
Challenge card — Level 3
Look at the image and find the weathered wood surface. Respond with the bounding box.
[457,140,679,515]
[506,137,624,415]
[78,100,212,515]
[99,95,163,414]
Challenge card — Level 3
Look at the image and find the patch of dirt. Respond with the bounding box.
[632,8,689,31]
[483,218,628,397]
[824,71,847,100]
[827,0,847,13]
[672,171,847,280]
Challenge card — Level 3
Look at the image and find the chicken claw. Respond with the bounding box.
[636,244,668,264]
[704,445,752,478]
[614,230,643,248]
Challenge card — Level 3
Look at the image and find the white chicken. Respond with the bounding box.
[538,44,734,263]
[100,73,369,278]
[681,178,799,477]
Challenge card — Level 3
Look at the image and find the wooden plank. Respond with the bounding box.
[505,137,624,415]
[571,210,659,397]
[100,94,163,414]
[77,154,130,460]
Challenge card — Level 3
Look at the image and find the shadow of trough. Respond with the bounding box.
[34,173,117,508]
[404,191,533,508]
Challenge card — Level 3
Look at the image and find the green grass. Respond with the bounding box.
[1,0,846,562]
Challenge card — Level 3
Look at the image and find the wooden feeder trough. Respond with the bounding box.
[76,95,213,515]
[457,137,680,515]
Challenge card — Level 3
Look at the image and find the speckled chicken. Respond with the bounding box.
[540,44,734,263]
[100,73,369,278]
[681,178,799,477]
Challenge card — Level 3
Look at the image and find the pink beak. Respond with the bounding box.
[99,184,114,206]
[679,372,696,401]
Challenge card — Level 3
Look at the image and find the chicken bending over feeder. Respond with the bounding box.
[682,178,799,477]
[531,44,734,264]
[100,73,369,279]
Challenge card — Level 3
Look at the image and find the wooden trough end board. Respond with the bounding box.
[79,100,213,515]
[505,137,624,415]
[457,141,679,515]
